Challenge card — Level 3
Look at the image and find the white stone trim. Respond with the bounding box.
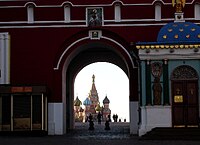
[48,103,64,135]
[0,0,197,8]
[64,5,71,23]
[27,4,34,23]
[130,101,139,135]
[155,3,161,21]
[0,32,10,84]
[114,3,121,22]
[54,34,135,70]
[54,36,89,70]
[139,106,172,136]
[195,3,200,20]
[139,48,200,60]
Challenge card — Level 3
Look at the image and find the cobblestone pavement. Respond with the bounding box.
[0,122,200,145]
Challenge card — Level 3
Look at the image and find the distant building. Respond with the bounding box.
[74,75,111,122]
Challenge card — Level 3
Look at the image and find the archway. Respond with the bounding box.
[54,31,139,135]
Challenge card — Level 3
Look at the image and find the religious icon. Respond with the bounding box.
[87,8,103,26]
[153,77,162,105]
[151,62,162,78]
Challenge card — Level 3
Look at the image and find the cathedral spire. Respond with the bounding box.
[92,74,95,84]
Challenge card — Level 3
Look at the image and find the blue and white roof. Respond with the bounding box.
[157,22,200,44]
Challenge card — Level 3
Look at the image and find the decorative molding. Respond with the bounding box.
[0,0,197,8]
[89,30,102,40]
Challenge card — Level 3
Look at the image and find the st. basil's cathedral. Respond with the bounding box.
[74,75,111,122]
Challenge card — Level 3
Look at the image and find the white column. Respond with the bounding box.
[0,33,9,84]
[64,5,71,23]
[130,101,139,135]
[0,34,5,84]
[155,4,161,21]
[48,103,64,135]
[114,4,121,22]
[195,4,200,20]
[27,5,34,23]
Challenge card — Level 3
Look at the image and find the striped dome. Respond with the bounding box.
[157,22,200,43]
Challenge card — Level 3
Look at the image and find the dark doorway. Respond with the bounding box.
[171,65,199,127]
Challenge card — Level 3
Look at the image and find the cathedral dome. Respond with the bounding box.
[157,22,200,43]
[95,103,102,111]
[83,97,91,106]
[103,96,110,104]
[74,96,82,106]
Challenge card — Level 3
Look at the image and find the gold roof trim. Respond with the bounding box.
[136,44,200,49]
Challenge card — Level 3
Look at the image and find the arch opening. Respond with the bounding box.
[73,62,130,135]
[55,35,139,135]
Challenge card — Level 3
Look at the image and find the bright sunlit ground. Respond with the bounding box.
[74,62,130,122]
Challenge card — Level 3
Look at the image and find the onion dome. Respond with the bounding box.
[103,95,110,104]
[157,22,200,43]
[74,96,82,106]
[95,103,102,111]
[83,97,91,106]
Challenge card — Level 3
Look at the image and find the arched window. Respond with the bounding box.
[64,5,71,23]
[114,3,121,22]
[171,65,198,81]
[195,3,200,20]
[27,4,34,23]
[155,3,161,21]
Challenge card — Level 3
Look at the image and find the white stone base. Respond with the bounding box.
[139,105,172,136]
[48,103,64,135]
[130,101,139,135]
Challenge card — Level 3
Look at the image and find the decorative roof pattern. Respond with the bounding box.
[157,22,200,43]
[171,65,198,80]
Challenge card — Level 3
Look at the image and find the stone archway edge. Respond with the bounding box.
[53,34,136,70]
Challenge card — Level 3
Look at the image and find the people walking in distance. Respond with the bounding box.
[97,112,102,124]
[88,114,94,130]
[113,114,118,122]
[107,114,111,122]
[105,119,110,130]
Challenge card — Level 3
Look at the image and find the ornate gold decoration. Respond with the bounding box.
[135,44,200,49]
[174,34,179,38]
[186,35,190,38]
[179,28,184,32]
[163,35,167,39]
[198,34,200,38]
[191,28,196,31]
[168,28,173,32]
[172,0,186,12]
[174,95,183,103]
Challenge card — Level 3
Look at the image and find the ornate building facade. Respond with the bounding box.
[1,0,200,136]
[74,75,111,122]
